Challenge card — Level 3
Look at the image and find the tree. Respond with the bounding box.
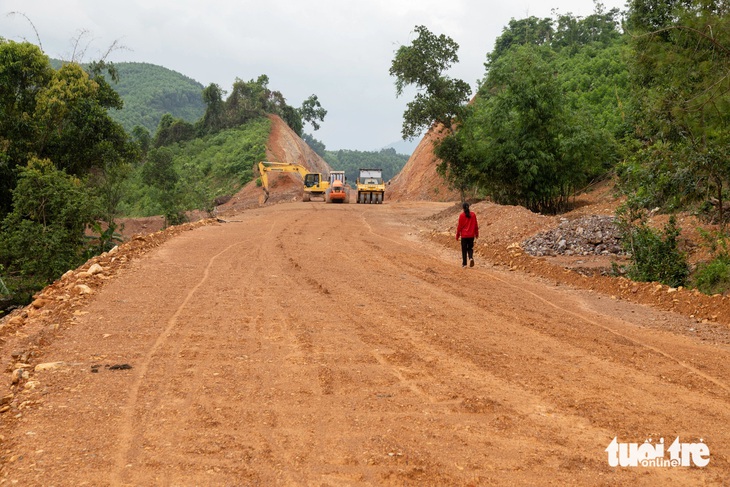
[302,133,326,158]
[0,40,136,217]
[201,82,226,132]
[390,25,472,199]
[277,101,303,136]
[34,62,132,175]
[489,16,554,63]
[153,113,196,147]
[198,75,314,136]
[225,75,270,126]
[0,158,99,288]
[390,25,472,139]
[552,4,622,52]
[461,45,604,213]
[0,40,53,216]
[142,148,184,226]
[620,0,730,222]
[132,125,152,154]
[299,95,327,131]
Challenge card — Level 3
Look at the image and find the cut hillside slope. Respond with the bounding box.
[387,127,459,202]
[217,114,332,213]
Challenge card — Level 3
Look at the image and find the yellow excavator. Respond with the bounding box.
[258,161,329,202]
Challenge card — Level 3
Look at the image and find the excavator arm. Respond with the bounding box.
[258,161,326,203]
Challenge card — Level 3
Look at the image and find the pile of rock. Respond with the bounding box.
[522,215,623,257]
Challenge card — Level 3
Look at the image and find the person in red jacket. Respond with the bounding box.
[456,202,479,268]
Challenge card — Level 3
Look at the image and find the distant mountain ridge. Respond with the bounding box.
[51,60,206,135]
[104,62,205,134]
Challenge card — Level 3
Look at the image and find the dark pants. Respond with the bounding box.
[461,237,474,266]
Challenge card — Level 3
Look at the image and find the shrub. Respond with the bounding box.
[619,212,689,287]
[692,230,730,295]
[694,256,730,295]
[0,158,99,298]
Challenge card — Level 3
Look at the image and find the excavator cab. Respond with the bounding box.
[304,173,320,188]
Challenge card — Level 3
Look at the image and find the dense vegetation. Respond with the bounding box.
[392,5,627,212]
[391,1,730,289]
[0,39,136,306]
[3,0,730,308]
[618,0,730,217]
[104,62,206,134]
[49,60,206,136]
[120,119,269,220]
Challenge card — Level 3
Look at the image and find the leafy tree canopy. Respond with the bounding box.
[0,158,99,292]
[463,44,607,213]
[390,25,472,139]
[101,62,205,135]
[389,6,625,210]
[197,75,326,138]
[0,39,136,217]
[120,118,270,219]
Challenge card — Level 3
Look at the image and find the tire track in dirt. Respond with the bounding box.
[271,211,387,484]
[360,207,730,395]
[3,202,729,485]
[351,205,730,477]
[271,209,467,483]
[270,207,688,482]
[112,223,275,485]
[138,238,271,484]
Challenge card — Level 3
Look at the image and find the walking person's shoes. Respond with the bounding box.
[469,259,474,267]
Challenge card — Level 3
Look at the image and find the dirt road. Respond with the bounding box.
[2,202,729,485]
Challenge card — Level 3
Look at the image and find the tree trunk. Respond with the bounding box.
[717,176,724,230]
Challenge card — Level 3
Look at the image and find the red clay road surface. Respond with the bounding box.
[2,202,729,485]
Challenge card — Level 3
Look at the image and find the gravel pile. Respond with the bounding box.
[522,215,624,257]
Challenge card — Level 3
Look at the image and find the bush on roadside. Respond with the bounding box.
[694,256,730,295]
[0,158,100,301]
[692,230,730,295]
[618,209,689,288]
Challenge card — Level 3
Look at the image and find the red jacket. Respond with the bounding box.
[456,211,479,239]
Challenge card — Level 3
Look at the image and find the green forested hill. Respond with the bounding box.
[119,117,271,218]
[106,62,205,134]
[323,148,409,183]
[50,60,206,134]
[51,59,205,134]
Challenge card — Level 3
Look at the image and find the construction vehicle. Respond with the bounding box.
[325,171,350,203]
[258,161,329,202]
[355,168,385,204]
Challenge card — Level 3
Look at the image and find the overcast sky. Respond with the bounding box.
[1,0,627,152]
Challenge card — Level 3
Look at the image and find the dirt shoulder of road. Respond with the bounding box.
[0,219,216,375]
[420,184,730,332]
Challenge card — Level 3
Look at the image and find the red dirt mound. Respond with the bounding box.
[387,127,459,202]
